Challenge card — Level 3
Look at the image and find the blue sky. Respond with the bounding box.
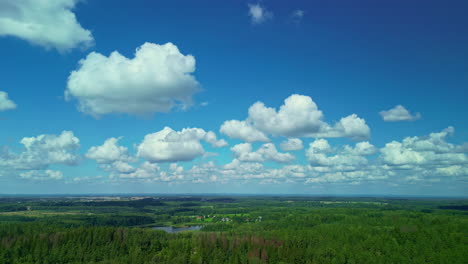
[0,0,467,196]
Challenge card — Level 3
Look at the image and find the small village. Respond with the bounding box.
[192,215,263,223]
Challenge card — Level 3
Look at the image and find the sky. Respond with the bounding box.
[0,0,467,196]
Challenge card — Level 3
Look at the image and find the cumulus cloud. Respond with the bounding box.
[109,161,186,182]
[188,161,223,182]
[88,127,467,186]
[231,143,295,163]
[380,127,467,167]
[308,138,331,153]
[380,105,421,122]
[66,42,200,117]
[118,161,160,179]
[301,140,389,184]
[86,137,132,164]
[248,3,272,24]
[160,163,185,181]
[325,114,371,140]
[248,95,324,137]
[344,141,378,156]
[137,127,226,163]
[17,126,460,187]
[16,131,80,169]
[106,161,135,174]
[220,120,269,142]
[0,91,16,111]
[231,143,262,162]
[86,137,140,177]
[0,131,80,182]
[306,139,369,168]
[204,131,228,147]
[90,128,466,185]
[219,159,385,183]
[221,94,370,141]
[254,143,295,163]
[0,0,93,51]
[280,138,303,151]
[223,159,265,178]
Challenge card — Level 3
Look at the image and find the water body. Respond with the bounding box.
[152,225,203,233]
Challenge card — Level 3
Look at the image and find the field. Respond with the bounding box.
[0,195,467,263]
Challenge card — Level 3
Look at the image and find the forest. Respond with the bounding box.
[0,195,466,263]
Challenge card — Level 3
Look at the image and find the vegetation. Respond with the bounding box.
[0,196,466,263]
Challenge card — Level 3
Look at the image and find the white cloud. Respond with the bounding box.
[231,143,295,163]
[231,143,262,162]
[10,131,81,170]
[308,138,331,153]
[13,125,460,187]
[435,165,468,177]
[19,170,63,181]
[280,138,303,151]
[110,161,136,174]
[111,161,186,182]
[278,165,308,178]
[106,127,466,185]
[310,114,370,141]
[204,131,228,147]
[306,139,369,168]
[220,120,269,142]
[0,91,16,111]
[344,141,378,156]
[376,127,468,181]
[380,105,421,122]
[248,3,273,24]
[66,42,200,117]
[118,161,160,179]
[326,114,371,141]
[160,163,185,181]
[169,163,184,174]
[221,94,370,141]
[137,127,226,163]
[86,137,141,176]
[381,141,425,165]
[380,127,467,167]
[86,137,133,164]
[189,161,224,183]
[0,131,82,180]
[223,159,265,178]
[0,0,93,51]
[248,94,325,137]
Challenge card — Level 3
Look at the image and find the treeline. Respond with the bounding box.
[84,215,155,227]
[439,205,468,211]
[37,198,166,208]
[0,214,155,228]
[0,205,27,213]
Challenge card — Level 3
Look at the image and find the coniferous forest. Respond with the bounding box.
[0,196,466,263]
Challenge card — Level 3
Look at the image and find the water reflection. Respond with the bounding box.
[152,225,203,233]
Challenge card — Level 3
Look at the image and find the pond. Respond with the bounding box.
[152,225,203,233]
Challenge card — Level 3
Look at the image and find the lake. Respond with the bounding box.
[152,225,203,233]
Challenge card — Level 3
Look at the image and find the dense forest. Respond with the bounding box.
[0,196,466,263]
